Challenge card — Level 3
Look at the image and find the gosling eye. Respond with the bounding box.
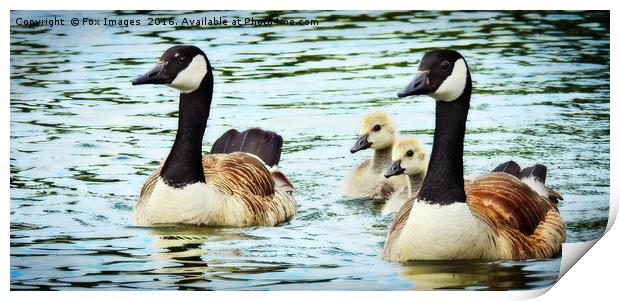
[440,61,451,70]
[372,124,382,132]
[406,150,414,157]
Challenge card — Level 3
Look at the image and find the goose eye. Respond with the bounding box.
[406,150,414,157]
[372,124,382,132]
[440,61,451,70]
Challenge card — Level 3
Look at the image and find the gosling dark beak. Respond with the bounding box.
[132,63,170,85]
[397,70,431,98]
[350,134,372,153]
[385,160,405,178]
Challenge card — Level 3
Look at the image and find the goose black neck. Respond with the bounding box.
[160,72,214,188]
[418,78,471,205]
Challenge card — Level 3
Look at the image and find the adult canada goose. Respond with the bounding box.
[131,45,296,226]
[342,112,407,200]
[382,137,428,214]
[384,50,565,261]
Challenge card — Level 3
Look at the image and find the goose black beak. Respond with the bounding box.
[350,134,371,153]
[132,63,170,85]
[398,70,431,98]
[385,160,405,178]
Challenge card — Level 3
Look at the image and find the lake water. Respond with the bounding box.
[10,10,610,290]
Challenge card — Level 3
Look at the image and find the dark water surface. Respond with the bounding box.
[10,11,610,290]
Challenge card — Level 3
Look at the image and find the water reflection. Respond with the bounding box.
[147,226,227,288]
[400,259,559,290]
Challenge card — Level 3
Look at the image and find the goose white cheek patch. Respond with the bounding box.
[430,58,467,102]
[168,55,207,94]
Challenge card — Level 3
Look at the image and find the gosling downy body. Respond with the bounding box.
[132,45,296,227]
[384,50,565,261]
[342,112,407,200]
[382,137,428,215]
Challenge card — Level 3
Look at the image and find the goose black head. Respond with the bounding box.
[132,45,211,94]
[397,49,470,102]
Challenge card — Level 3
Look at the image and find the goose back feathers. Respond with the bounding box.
[135,151,296,226]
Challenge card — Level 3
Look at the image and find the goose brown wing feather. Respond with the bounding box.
[271,170,295,193]
[138,166,161,205]
[140,153,282,199]
[546,188,564,203]
[466,172,555,235]
[138,152,295,226]
[203,152,275,197]
[204,152,296,225]
[466,172,565,258]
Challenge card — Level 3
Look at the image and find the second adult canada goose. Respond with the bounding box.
[384,49,565,261]
[382,137,428,214]
[342,112,407,200]
[131,45,296,227]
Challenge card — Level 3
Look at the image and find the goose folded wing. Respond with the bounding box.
[465,173,557,235]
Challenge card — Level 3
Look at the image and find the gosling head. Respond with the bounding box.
[385,137,428,178]
[397,49,470,102]
[132,45,212,94]
[350,112,397,154]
